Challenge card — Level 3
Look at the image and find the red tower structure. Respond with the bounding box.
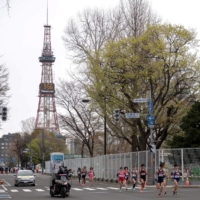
[35,17,60,134]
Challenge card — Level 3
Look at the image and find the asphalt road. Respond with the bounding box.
[0,173,200,200]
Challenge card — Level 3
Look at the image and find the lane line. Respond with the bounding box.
[2,179,11,186]
[1,185,7,191]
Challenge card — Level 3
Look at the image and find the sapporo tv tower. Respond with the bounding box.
[35,3,60,134]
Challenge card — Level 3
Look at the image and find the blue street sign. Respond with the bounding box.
[147,115,155,128]
[148,100,154,114]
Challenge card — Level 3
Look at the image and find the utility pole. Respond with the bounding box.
[42,128,45,174]
[104,98,107,155]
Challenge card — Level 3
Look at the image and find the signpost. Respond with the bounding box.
[147,115,155,128]
[133,98,149,103]
[125,113,140,118]
[148,100,154,114]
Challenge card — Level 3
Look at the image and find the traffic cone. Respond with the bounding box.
[185,177,190,186]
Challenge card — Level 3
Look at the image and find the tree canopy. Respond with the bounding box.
[86,24,200,151]
[168,101,200,148]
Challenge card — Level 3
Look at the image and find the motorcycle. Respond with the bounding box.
[50,174,71,198]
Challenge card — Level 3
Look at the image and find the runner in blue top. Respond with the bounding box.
[131,166,138,191]
[171,164,182,195]
[154,162,166,197]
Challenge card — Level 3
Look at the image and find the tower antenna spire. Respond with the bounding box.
[47,0,48,25]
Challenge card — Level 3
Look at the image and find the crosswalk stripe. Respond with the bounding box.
[72,188,84,191]
[10,190,18,192]
[84,188,96,190]
[96,188,108,190]
[23,189,32,192]
[106,187,118,190]
[0,190,5,193]
[35,189,45,192]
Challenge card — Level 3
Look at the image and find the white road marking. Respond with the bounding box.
[1,179,11,186]
[84,188,96,190]
[107,187,118,190]
[35,189,45,192]
[0,190,5,193]
[95,188,108,190]
[72,188,84,191]
[1,185,7,191]
[10,190,18,192]
[23,189,32,192]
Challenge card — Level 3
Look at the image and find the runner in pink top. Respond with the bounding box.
[88,167,95,187]
[117,167,125,192]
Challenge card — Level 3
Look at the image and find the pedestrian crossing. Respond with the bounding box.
[0,186,144,193]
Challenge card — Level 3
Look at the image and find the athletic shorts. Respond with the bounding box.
[119,177,125,183]
[174,178,180,182]
[82,175,86,179]
[157,178,164,183]
[140,176,146,182]
[132,177,137,181]
[125,177,129,181]
[89,175,94,179]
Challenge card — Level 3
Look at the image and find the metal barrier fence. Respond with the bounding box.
[45,148,200,184]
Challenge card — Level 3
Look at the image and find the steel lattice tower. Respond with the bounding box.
[35,14,60,134]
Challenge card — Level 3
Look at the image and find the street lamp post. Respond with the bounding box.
[82,98,107,155]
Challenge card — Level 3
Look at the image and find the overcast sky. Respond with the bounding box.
[0,0,200,136]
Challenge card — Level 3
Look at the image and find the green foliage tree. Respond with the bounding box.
[86,24,200,151]
[168,101,200,148]
[26,130,68,165]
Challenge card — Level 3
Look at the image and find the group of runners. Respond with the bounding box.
[75,162,182,197]
[77,166,95,187]
[117,162,182,197]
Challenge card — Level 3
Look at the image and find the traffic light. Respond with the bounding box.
[1,107,7,121]
[114,109,120,123]
[149,144,156,154]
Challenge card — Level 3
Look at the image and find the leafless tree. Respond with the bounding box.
[56,80,104,157]
[0,63,10,106]
[62,0,160,64]
[21,117,36,135]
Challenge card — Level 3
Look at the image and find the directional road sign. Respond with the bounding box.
[147,115,155,128]
[148,100,154,114]
[125,113,140,118]
[133,98,149,103]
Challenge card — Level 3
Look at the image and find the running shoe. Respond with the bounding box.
[126,188,128,190]
[173,191,175,195]
[132,188,135,191]
[158,194,162,197]
[164,191,166,194]
[119,190,122,192]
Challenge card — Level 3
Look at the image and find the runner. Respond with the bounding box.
[117,167,125,192]
[77,167,81,184]
[88,167,95,187]
[68,169,73,184]
[154,162,166,197]
[171,163,182,195]
[163,163,168,194]
[81,166,87,186]
[139,164,148,192]
[131,166,138,191]
[124,167,130,190]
